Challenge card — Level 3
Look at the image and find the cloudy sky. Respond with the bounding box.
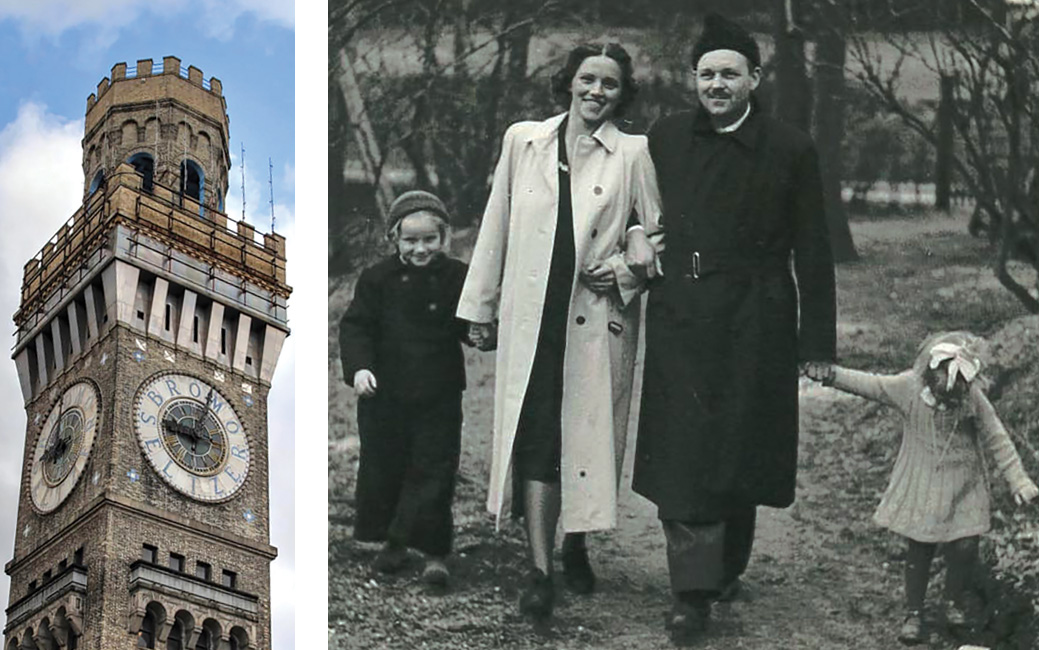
[0,1,298,647]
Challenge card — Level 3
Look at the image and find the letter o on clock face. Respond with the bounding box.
[134,372,250,502]
[30,380,101,513]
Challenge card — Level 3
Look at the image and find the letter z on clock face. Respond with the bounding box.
[134,372,250,502]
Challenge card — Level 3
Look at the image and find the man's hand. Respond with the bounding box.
[1014,479,1038,506]
[800,361,834,385]
[579,262,617,294]
[624,227,658,279]
[468,322,497,352]
[353,369,378,397]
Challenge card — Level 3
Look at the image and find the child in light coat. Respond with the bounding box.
[807,331,1037,644]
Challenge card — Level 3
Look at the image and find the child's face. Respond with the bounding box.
[924,360,969,405]
[397,212,445,266]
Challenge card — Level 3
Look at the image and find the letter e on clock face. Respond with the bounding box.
[30,380,100,513]
[134,372,250,502]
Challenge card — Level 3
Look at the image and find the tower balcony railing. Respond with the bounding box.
[16,163,289,330]
[3,563,87,632]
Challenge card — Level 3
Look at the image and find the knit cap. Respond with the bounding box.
[691,13,761,69]
[387,190,449,235]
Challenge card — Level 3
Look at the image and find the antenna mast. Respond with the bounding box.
[268,157,276,232]
[240,142,246,222]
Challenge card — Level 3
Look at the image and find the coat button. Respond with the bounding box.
[579,470,587,478]
[401,275,410,282]
[591,228,598,238]
[593,185,603,195]
[576,316,586,325]
[429,303,438,311]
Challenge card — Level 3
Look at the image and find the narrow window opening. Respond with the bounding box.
[165,304,172,331]
[195,561,211,581]
[220,328,227,355]
[245,355,253,366]
[221,569,237,589]
[192,316,199,343]
[168,553,185,572]
[74,547,84,565]
[141,544,157,564]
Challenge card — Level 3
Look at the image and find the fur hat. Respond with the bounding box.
[691,13,761,69]
[387,190,449,235]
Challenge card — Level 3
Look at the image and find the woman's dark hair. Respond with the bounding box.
[550,42,639,118]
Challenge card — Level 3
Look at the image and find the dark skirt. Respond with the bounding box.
[353,392,462,557]
[512,127,575,484]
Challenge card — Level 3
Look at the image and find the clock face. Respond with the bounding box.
[30,381,100,513]
[134,373,249,502]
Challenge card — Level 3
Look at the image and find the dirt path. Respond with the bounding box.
[330,213,1034,649]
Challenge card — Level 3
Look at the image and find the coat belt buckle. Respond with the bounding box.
[692,251,701,279]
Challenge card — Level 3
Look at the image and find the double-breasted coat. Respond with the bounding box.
[457,113,663,532]
[633,104,836,521]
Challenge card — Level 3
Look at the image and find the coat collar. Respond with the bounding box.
[525,112,619,154]
[690,97,763,149]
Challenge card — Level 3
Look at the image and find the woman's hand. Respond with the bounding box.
[468,321,498,351]
[624,227,658,279]
[353,369,378,397]
[801,361,835,385]
[579,262,617,295]
[1014,479,1039,506]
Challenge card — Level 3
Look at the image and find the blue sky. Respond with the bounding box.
[0,1,297,648]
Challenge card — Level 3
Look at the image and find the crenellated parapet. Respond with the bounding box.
[82,56,231,212]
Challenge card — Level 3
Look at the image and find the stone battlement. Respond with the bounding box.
[85,56,227,139]
[17,163,289,329]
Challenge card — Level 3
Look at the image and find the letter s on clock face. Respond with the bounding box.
[30,380,100,513]
[134,372,250,502]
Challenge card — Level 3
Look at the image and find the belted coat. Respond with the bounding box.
[457,113,663,532]
[632,105,836,521]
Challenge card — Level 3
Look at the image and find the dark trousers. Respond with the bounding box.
[662,506,757,594]
[353,392,462,557]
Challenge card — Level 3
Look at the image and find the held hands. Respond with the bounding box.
[1014,479,1039,506]
[801,361,835,385]
[468,321,498,352]
[353,369,378,398]
[579,262,617,295]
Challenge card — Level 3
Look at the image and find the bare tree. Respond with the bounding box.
[848,0,1039,312]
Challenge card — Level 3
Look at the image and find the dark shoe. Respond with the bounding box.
[715,578,742,603]
[897,611,924,645]
[519,570,555,621]
[422,558,450,587]
[666,598,709,647]
[373,542,408,574]
[562,535,596,595]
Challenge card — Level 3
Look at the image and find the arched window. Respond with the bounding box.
[194,629,211,650]
[128,153,155,193]
[165,621,183,650]
[180,160,204,203]
[228,627,248,650]
[137,609,157,649]
[88,169,105,196]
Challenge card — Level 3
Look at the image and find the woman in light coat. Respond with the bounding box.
[457,42,661,620]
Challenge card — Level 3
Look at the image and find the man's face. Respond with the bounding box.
[694,49,760,124]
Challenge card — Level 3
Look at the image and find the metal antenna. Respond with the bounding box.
[268,157,276,232]
[240,142,246,222]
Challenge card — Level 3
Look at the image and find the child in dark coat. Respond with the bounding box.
[339,190,470,585]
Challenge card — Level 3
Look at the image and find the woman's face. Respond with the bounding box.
[924,361,969,405]
[569,55,623,128]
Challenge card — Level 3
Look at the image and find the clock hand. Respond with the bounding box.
[195,387,215,442]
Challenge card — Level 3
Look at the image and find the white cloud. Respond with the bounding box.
[0,100,83,630]
[0,0,293,41]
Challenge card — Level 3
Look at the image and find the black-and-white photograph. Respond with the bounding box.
[329,1,1039,648]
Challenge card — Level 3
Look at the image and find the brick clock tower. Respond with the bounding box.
[2,57,290,650]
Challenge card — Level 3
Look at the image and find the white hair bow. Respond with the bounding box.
[928,342,981,390]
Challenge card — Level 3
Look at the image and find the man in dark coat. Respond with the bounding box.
[629,13,836,644]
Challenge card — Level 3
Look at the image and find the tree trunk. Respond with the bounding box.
[772,0,812,132]
[812,2,858,262]
[935,74,955,212]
